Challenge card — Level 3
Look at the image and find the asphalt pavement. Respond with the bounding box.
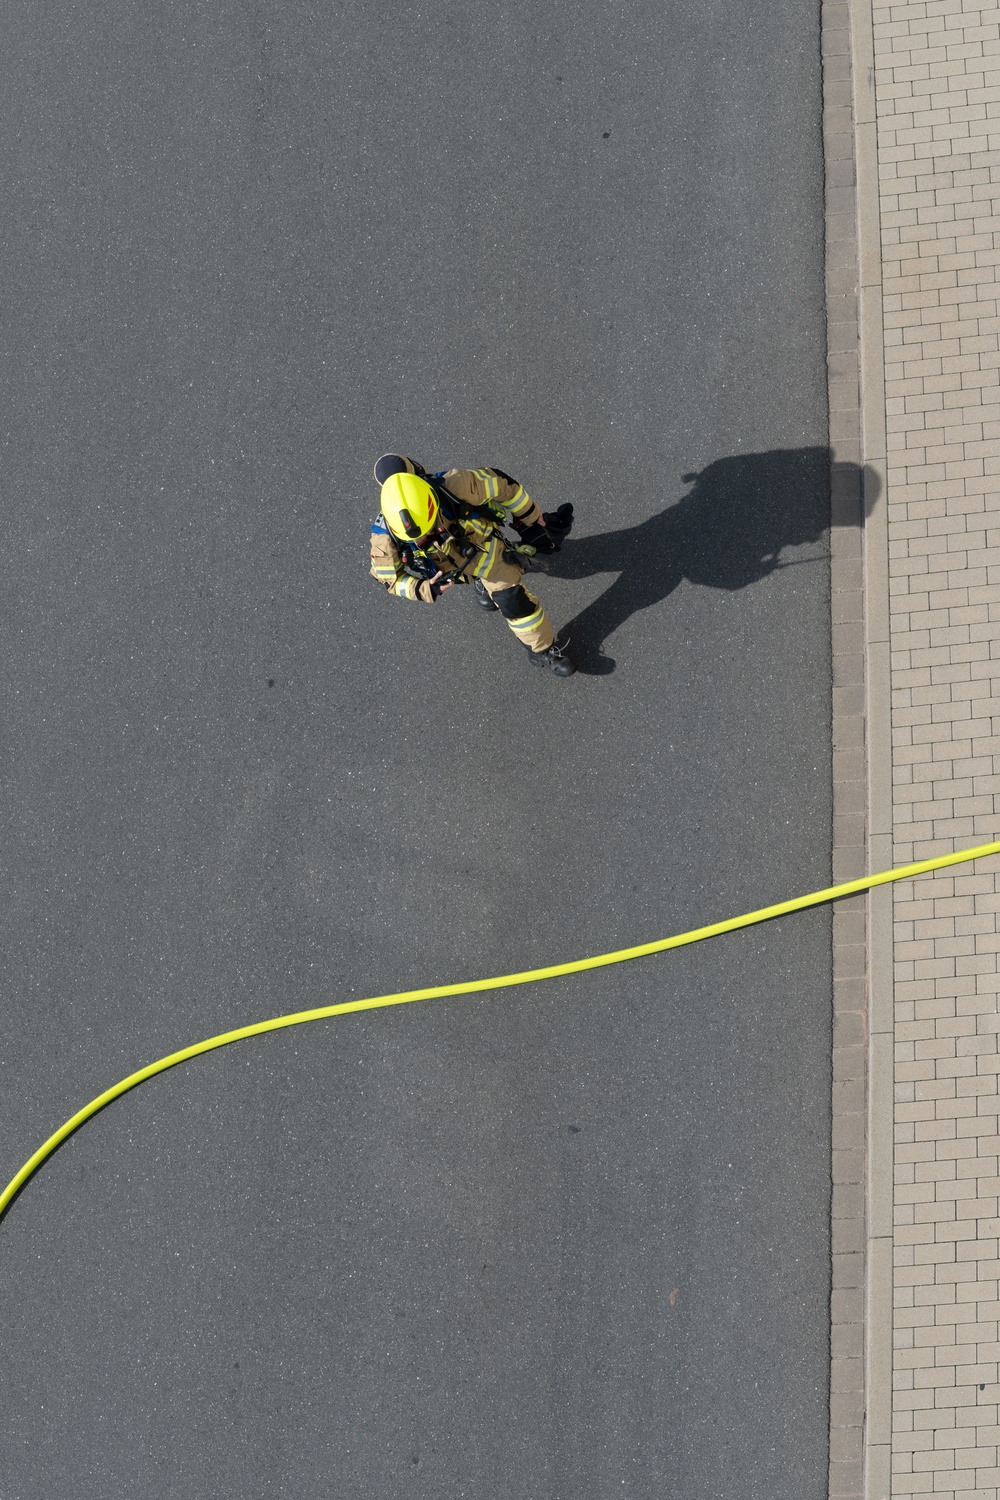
[1,2,831,1496]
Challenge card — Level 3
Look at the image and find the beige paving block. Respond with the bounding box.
[885,1479,934,1498]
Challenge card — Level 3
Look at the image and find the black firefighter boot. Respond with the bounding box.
[474,578,499,611]
[525,640,576,677]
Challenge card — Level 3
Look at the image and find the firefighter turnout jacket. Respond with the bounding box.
[369,466,555,654]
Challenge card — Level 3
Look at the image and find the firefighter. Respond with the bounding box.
[369,454,576,677]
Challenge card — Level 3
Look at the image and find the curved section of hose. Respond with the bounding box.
[3,839,999,1220]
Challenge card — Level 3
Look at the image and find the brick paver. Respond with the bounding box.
[869,2,1000,1495]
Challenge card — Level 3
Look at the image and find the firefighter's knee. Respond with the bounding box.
[491,583,535,621]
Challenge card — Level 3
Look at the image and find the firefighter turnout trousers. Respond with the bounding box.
[475,553,554,654]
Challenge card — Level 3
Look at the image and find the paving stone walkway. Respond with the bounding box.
[839,1,1000,1495]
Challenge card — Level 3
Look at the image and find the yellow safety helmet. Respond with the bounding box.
[380,471,441,544]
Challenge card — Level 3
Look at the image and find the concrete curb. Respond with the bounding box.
[824,3,868,1496]
[851,3,894,1495]
[823,0,892,1496]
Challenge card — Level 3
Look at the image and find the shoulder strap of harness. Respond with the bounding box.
[428,474,507,528]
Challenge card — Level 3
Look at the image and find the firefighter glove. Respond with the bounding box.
[544,502,574,534]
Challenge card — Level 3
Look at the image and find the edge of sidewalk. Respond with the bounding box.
[824,1,892,1498]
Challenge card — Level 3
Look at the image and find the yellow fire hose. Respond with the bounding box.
[3,838,999,1221]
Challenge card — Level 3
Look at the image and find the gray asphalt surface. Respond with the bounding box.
[1,3,832,1497]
